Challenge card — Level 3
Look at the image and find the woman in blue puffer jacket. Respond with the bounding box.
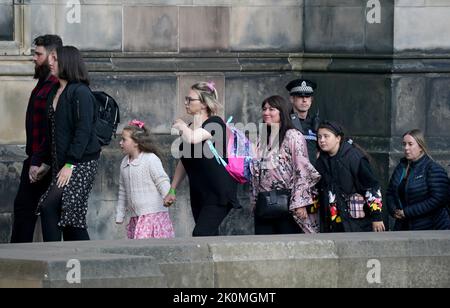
[387,129,450,230]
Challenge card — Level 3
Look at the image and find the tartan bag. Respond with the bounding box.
[347,193,366,219]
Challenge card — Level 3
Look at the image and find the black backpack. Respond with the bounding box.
[91,91,120,146]
[67,84,120,146]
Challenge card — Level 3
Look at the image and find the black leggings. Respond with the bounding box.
[40,185,90,242]
[191,203,232,237]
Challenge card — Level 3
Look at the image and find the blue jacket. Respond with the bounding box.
[386,155,450,230]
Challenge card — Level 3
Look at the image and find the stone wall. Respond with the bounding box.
[1,0,449,242]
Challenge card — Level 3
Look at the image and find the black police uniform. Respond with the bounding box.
[286,79,320,165]
[290,113,319,165]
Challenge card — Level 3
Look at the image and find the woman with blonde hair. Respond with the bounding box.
[163,82,238,236]
[386,129,450,230]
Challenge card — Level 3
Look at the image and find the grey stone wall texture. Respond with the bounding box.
[0,0,449,242]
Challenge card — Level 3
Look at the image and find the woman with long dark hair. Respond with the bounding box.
[315,121,385,233]
[37,46,101,242]
[251,95,321,234]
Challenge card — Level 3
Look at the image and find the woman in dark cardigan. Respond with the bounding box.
[387,129,450,231]
[37,46,101,242]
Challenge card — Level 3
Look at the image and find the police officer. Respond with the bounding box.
[286,79,320,164]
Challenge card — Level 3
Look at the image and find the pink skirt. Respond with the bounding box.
[126,212,175,239]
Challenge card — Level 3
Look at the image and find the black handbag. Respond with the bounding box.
[254,148,291,219]
[255,189,291,219]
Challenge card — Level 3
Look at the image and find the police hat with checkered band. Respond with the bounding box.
[286,79,317,97]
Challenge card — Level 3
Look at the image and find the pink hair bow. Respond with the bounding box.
[206,81,216,92]
[129,119,145,129]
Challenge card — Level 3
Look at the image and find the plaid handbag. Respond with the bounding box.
[347,193,366,219]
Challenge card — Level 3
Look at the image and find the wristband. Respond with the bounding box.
[65,163,75,169]
[169,188,176,196]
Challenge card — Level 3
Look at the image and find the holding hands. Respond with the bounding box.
[164,188,177,207]
[164,194,176,207]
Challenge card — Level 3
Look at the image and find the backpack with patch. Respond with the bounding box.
[91,91,120,146]
[207,116,254,184]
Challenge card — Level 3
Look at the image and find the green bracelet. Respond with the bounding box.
[65,163,74,169]
[169,188,176,196]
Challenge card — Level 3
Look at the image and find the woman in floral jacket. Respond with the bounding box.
[251,95,321,234]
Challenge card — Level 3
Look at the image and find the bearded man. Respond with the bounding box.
[10,35,63,243]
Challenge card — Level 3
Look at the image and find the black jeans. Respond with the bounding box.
[10,159,51,243]
[254,213,303,235]
[191,203,232,237]
[39,184,90,242]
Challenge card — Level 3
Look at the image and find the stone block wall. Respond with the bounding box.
[0,0,449,242]
[304,0,394,53]
[394,0,450,54]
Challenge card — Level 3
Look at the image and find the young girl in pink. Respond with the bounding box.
[116,120,175,239]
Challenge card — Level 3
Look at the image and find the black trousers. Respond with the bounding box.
[10,159,51,243]
[191,203,232,237]
[39,184,90,242]
[254,213,303,235]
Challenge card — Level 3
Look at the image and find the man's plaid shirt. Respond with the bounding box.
[25,75,58,166]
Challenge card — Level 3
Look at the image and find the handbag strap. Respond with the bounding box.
[257,145,271,195]
[257,144,266,191]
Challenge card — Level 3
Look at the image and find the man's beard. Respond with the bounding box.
[33,62,51,80]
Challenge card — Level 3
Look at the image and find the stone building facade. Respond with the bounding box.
[0,0,449,242]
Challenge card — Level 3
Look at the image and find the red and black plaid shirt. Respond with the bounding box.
[25,75,59,166]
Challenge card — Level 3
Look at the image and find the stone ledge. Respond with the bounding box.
[0,231,449,288]
[4,55,450,75]
[21,0,302,6]
[0,253,166,288]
